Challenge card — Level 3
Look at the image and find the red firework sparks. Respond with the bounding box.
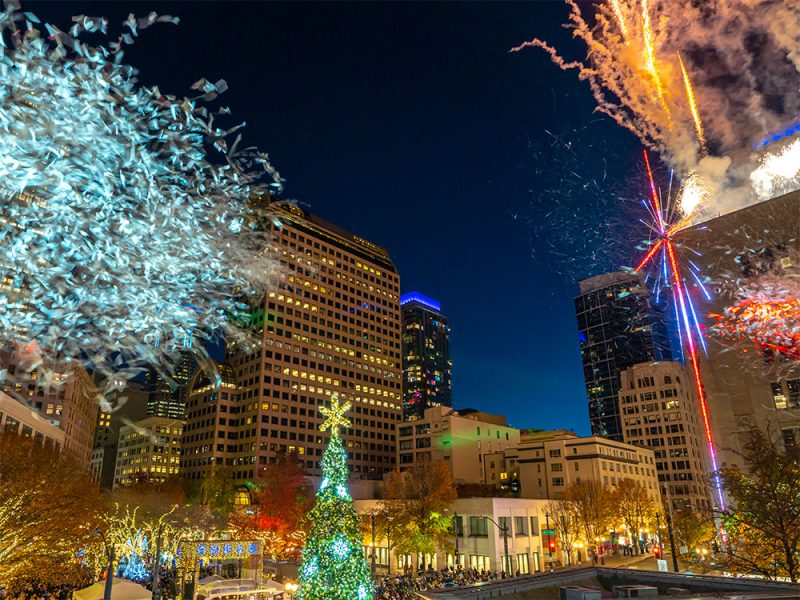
[711,297,800,360]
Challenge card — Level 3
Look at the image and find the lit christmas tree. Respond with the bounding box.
[297,395,372,600]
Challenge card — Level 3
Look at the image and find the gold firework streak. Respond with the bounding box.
[678,51,707,154]
[641,0,671,123]
[610,0,628,41]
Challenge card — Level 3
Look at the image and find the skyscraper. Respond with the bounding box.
[575,271,670,441]
[145,349,197,420]
[400,292,452,421]
[195,198,403,482]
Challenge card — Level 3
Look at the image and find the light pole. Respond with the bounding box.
[484,516,511,576]
[152,527,164,600]
[654,513,663,559]
[152,517,177,600]
[545,512,552,557]
[96,529,114,600]
[665,513,680,572]
[454,512,460,570]
[370,513,377,578]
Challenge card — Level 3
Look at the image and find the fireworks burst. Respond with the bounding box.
[712,297,800,361]
[0,3,281,395]
[750,138,800,201]
[632,151,724,510]
[512,0,800,218]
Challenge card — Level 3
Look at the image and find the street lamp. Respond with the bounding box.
[545,512,552,558]
[285,582,298,599]
[654,513,663,560]
[483,516,511,576]
[152,517,178,600]
[665,513,680,572]
[453,511,460,570]
[370,513,377,578]
[95,529,114,600]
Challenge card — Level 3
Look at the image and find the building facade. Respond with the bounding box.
[400,292,452,421]
[0,349,98,469]
[355,497,550,575]
[680,190,800,469]
[0,390,65,450]
[92,379,149,488]
[397,406,520,485]
[180,362,240,480]
[491,430,661,505]
[618,361,713,513]
[114,416,183,488]
[186,199,404,482]
[146,347,198,420]
[575,272,671,441]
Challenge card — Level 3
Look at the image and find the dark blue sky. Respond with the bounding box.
[32,2,645,434]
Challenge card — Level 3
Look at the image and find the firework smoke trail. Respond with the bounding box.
[677,52,706,155]
[512,0,800,217]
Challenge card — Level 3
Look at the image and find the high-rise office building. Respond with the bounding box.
[680,189,800,468]
[400,292,452,421]
[180,361,240,480]
[114,416,183,488]
[186,199,402,482]
[575,271,670,441]
[146,340,198,420]
[618,361,713,512]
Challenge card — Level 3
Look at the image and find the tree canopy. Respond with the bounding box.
[0,431,105,591]
[718,426,800,582]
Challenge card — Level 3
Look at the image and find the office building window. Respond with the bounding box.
[469,555,490,571]
[454,515,464,537]
[514,516,528,535]
[789,380,800,408]
[517,553,530,575]
[499,516,510,534]
[530,516,540,536]
[469,516,488,537]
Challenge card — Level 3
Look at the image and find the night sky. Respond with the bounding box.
[29,2,646,434]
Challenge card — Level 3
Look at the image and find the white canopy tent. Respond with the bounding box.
[195,578,284,600]
[73,578,151,600]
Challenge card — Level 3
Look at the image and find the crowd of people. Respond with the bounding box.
[374,567,514,600]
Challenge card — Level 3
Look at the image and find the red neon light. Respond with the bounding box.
[665,240,724,509]
[634,239,664,273]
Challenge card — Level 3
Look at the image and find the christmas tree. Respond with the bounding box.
[297,395,372,600]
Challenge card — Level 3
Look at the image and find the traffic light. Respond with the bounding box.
[548,540,556,556]
[653,547,661,558]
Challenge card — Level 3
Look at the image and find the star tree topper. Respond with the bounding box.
[319,394,351,436]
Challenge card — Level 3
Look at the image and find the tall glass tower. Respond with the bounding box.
[401,292,452,421]
[575,272,670,441]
